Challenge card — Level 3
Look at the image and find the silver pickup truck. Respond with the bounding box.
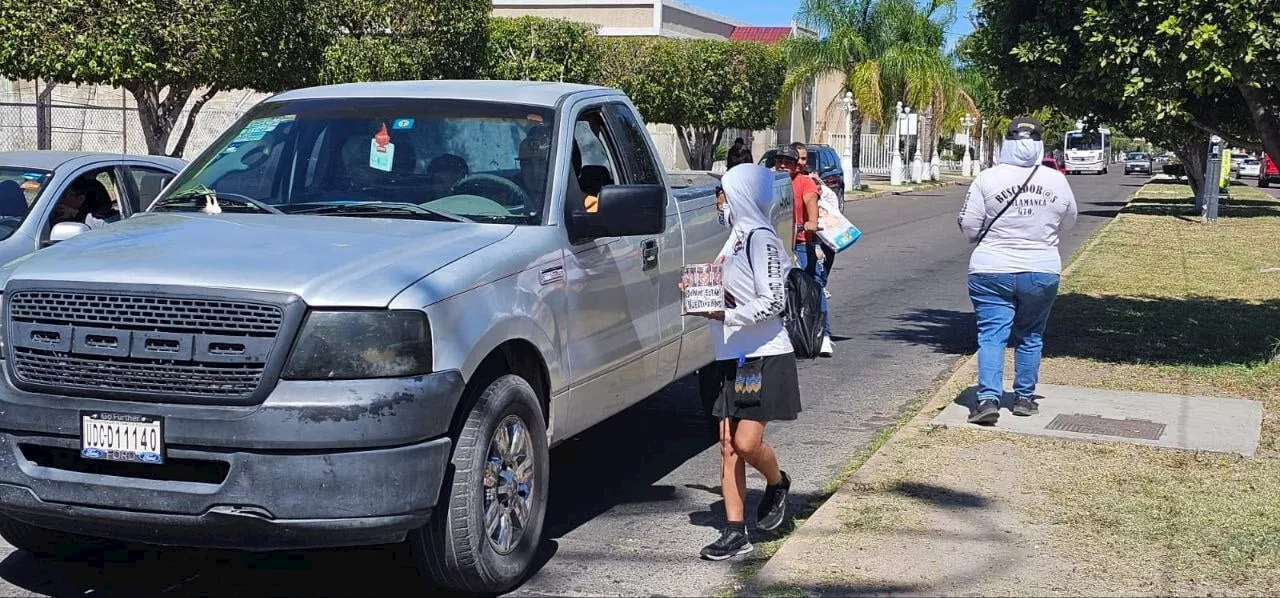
[0,81,793,593]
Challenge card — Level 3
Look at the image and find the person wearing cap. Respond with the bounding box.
[958,117,1078,424]
[773,145,831,356]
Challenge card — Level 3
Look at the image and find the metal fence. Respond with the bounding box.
[826,131,967,179]
[0,101,250,159]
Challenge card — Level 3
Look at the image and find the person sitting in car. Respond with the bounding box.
[52,178,120,229]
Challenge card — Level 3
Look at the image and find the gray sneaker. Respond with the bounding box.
[1012,396,1039,416]
[967,399,1000,425]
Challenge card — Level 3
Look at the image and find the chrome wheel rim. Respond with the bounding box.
[482,414,535,555]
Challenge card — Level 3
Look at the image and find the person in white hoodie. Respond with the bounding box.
[958,117,1078,425]
[691,163,801,561]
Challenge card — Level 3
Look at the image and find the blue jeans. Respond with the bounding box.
[795,241,832,337]
[968,272,1060,402]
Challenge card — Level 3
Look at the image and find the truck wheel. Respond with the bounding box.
[1262,178,1271,189]
[0,514,116,558]
[411,374,549,595]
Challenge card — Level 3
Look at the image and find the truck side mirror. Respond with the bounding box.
[48,221,90,245]
[566,184,666,241]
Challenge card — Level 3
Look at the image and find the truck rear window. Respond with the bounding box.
[154,98,558,225]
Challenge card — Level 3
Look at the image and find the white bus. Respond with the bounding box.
[1064,126,1111,174]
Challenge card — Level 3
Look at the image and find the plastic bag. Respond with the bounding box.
[782,267,825,359]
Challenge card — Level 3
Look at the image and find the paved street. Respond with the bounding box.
[0,172,1135,597]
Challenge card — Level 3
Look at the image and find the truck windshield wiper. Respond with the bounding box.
[151,186,285,214]
[288,202,472,223]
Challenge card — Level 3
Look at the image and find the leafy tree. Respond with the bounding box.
[597,38,784,170]
[487,17,600,83]
[0,0,328,157]
[963,0,1279,196]
[316,0,490,84]
[784,0,969,178]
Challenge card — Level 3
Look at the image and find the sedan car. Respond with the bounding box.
[1124,152,1153,175]
[0,151,185,264]
[1240,157,1262,178]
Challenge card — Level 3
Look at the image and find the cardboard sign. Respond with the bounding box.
[682,263,724,314]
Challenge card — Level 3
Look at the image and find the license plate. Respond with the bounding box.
[80,412,164,464]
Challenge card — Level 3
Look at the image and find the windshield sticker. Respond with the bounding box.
[392,118,415,130]
[370,123,395,172]
[231,115,296,143]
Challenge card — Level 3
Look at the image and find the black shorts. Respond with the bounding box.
[707,352,803,422]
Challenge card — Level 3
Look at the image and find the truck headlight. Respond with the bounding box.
[282,310,431,380]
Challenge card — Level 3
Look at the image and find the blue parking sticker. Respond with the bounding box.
[392,118,415,130]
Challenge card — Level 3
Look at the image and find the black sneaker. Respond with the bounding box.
[1012,396,1039,416]
[700,526,753,560]
[967,399,1000,425]
[756,471,791,532]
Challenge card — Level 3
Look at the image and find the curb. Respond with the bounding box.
[846,179,969,203]
[740,181,1137,596]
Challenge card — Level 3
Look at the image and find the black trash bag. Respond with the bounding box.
[782,267,825,359]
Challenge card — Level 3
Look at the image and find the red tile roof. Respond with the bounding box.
[728,26,793,44]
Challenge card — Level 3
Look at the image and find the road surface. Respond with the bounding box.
[0,172,1136,597]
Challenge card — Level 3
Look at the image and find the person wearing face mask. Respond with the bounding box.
[689,163,801,561]
[958,117,1078,425]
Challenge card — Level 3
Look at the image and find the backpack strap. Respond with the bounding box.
[743,227,770,269]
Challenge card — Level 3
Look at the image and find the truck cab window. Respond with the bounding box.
[572,112,621,213]
[605,105,661,185]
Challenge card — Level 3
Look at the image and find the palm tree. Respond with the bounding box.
[783,0,966,182]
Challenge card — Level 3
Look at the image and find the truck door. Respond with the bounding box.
[558,105,665,438]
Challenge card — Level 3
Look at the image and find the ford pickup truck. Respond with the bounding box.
[0,81,793,593]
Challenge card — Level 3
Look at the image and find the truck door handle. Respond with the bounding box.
[641,239,659,271]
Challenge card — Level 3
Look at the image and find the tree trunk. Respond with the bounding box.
[169,87,220,159]
[1237,79,1280,163]
[1175,136,1209,207]
[676,124,723,171]
[128,83,195,156]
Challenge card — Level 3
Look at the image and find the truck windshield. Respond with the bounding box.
[153,98,557,225]
[0,167,50,240]
[1066,132,1104,151]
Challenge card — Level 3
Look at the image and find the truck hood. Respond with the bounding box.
[2,213,516,306]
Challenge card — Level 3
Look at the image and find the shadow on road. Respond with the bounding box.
[0,374,718,598]
[871,308,976,356]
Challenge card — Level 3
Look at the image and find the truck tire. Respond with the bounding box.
[1262,178,1271,188]
[411,374,549,595]
[0,513,116,558]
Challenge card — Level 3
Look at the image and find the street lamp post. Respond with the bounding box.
[891,102,907,186]
[960,114,974,177]
[910,111,924,183]
[840,91,856,190]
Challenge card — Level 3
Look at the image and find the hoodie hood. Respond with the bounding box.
[999,138,1044,168]
[720,163,777,242]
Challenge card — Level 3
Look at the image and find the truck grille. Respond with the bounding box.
[5,290,288,403]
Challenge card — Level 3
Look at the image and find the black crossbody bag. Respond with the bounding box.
[976,165,1040,245]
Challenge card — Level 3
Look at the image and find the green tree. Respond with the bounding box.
[964,0,1278,196]
[316,0,490,84]
[486,17,600,83]
[0,0,328,157]
[783,0,967,177]
[597,38,783,170]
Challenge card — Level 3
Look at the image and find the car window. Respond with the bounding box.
[48,168,125,236]
[604,104,661,185]
[569,110,623,215]
[155,98,557,225]
[128,166,176,212]
[0,167,49,241]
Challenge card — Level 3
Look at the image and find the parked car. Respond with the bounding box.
[0,151,184,263]
[759,144,846,211]
[1260,153,1279,188]
[1124,151,1153,175]
[1041,157,1067,174]
[0,81,793,594]
[1240,157,1262,178]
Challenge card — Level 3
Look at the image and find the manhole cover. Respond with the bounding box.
[1044,414,1166,440]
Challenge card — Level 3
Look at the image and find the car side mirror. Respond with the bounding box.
[48,221,90,245]
[567,184,666,241]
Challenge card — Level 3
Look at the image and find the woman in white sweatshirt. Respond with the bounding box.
[957,117,1078,425]
[692,163,801,561]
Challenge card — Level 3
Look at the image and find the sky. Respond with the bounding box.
[687,0,975,51]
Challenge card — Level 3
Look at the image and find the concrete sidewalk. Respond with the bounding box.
[742,357,1266,597]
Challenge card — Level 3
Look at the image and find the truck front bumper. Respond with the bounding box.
[0,369,465,550]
